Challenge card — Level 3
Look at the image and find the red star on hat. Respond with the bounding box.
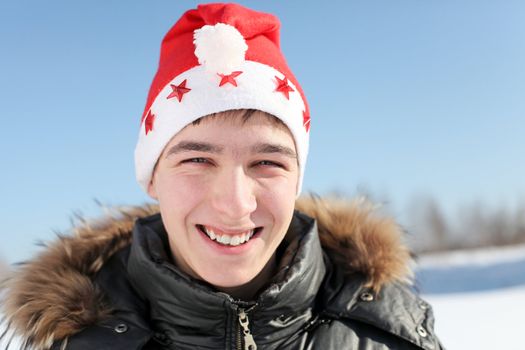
[303,111,311,133]
[144,110,155,135]
[219,71,243,87]
[167,79,191,102]
[275,76,294,100]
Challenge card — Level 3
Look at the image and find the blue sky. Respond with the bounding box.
[1,0,524,263]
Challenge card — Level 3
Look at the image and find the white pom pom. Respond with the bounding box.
[193,23,248,75]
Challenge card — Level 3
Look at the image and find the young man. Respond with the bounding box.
[1,3,442,349]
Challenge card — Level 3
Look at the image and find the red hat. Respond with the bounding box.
[135,3,310,192]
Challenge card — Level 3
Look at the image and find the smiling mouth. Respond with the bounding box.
[197,225,262,247]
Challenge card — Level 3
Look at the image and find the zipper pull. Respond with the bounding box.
[238,308,257,350]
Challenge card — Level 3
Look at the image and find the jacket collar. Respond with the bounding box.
[1,197,413,349]
[127,211,325,348]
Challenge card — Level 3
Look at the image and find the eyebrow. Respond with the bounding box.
[251,143,297,159]
[164,141,297,159]
[165,141,224,157]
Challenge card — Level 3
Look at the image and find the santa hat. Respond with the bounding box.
[135,3,310,193]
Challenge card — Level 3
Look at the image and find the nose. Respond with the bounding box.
[210,167,257,220]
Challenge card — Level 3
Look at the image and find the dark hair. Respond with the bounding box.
[192,109,286,127]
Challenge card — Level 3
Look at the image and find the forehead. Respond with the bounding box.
[166,111,295,150]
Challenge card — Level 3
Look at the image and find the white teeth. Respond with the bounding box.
[230,236,241,246]
[201,226,256,246]
[218,235,231,245]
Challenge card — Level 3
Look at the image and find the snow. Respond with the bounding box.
[417,244,525,349]
[425,286,525,350]
[418,243,525,267]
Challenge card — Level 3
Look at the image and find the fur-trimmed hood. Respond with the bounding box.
[1,197,413,349]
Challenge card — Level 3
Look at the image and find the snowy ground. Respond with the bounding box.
[425,286,525,350]
[416,244,525,349]
[2,244,524,349]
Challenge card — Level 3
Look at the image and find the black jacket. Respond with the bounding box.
[1,198,443,349]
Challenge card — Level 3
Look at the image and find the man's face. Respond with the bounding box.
[148,113,299,288]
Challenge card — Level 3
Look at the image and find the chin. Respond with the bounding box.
[198,266,259,289]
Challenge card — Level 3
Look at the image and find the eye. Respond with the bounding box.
[181,157,209,164]
[255,160,284,168]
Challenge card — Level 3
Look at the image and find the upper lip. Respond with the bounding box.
[198,224,259,236]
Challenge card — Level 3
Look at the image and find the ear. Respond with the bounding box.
[147,178,158,200]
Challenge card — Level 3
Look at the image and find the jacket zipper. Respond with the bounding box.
[237,308,257,350]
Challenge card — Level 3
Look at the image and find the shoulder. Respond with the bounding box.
[295,196,443,349]
[305,262,443,349]
[49,247,153,350]
[0,205,158,349]
[324,277,442,349]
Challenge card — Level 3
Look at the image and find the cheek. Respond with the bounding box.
[157,171,203,196]
[258,180,297,225]
[258,174,298,204]
[155,173,209,217]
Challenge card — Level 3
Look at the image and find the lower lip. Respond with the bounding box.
[196,226,260,255]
